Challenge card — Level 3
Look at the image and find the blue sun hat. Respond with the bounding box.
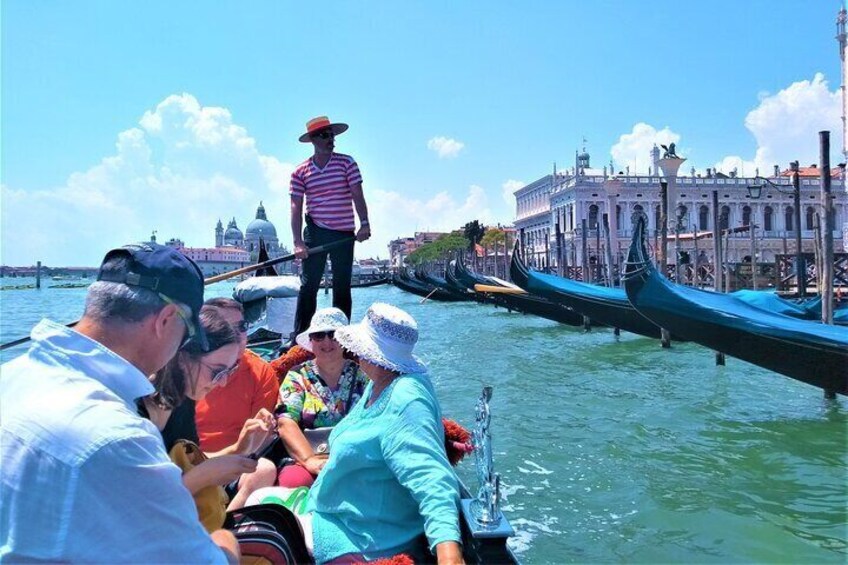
[334,303,426,374]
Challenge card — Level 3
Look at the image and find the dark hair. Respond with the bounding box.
[204,297,244,314]
[149,306,238,409]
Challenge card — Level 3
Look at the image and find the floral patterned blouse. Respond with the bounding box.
[278,359,368,429]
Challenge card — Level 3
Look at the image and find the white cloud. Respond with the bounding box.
[354,184,498,259]
[714,73,841,175]
[427,136,465,159]
[501,179,524,207]
[1,93,294,266]
[610,123,681,175]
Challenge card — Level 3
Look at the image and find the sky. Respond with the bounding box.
[1,0,845,266]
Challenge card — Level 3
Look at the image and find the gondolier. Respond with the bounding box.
[290,115,371,337]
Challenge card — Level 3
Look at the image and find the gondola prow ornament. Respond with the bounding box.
[470,386,502,526]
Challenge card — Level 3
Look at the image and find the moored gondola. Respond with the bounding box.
[455,255,586,327]
[510,241,668,339]
[623,217,848,396]
[392,268,467,302]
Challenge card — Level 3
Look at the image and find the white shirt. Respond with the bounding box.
[0,319,227,563]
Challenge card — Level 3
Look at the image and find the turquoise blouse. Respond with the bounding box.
[307,372,461,563]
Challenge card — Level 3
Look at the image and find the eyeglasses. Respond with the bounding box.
[159,293,196,349]
[309,330,335,341]
[312,129,334,140]
[201,361,239,386]
[236,320,249,334]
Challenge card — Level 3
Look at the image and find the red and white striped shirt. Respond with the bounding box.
[290,153,363,232]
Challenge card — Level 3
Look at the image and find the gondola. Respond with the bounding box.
[240,337,520,563]
[415,265,476,302]
[319,277,390,289]
[510,242,668,339]
[392,268,467,302]
[455,255,586,327]
[623,217,848,396]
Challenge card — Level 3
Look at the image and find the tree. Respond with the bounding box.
[462,220,486,251]
[405,233,470,266]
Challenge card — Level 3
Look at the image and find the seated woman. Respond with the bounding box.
[140,306,278,515]
[303,303,464,565]
[276,307,367,488]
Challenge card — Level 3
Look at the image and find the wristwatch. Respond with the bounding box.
[361,220,370,226]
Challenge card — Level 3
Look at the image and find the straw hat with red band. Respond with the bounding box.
[298,116,349,143]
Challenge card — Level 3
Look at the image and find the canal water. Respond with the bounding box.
[2,279,846,563]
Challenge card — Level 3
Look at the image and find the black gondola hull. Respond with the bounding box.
[624,218,848,395]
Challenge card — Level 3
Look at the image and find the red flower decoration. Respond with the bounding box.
[268,345,314,384]
[442,418,474,466]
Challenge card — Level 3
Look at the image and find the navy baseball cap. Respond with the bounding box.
[97,242,209,350]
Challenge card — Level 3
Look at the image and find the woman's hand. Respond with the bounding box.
[303,454,328,476]
[234,408,276,456]
[183,456,258,494]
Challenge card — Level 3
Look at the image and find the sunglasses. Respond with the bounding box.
[235,320,249,334]
[201,361,239,385]
[309,330,335,341]
[312,129,334,140]
[159,293,196,349]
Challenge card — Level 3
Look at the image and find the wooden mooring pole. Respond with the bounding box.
[820,131,836,400]
[711,191,725,365]
[36,261,42,289]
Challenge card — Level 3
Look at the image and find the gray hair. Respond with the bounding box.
[83,281,169,324]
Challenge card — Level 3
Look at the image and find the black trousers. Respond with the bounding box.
[293,217,355,336]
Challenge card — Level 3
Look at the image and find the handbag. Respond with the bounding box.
[169,439,229,533]
[303,427,333,454]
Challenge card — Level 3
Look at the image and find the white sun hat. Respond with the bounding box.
[334,303,426,374]
[295,307,350,352]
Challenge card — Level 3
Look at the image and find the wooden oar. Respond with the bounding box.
[420,288,439,304]
[0,238,354,352]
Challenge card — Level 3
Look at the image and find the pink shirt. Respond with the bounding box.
[290,153,363,232]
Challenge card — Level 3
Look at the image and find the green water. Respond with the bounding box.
[2,280,846,563]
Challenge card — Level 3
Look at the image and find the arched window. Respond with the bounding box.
[676,204,688,222]
[742,205,751,226]
[763,206,773,232]
[805,206,816,230]
[699,205,709,230]
[785,206,794,231]
[615,204,622,227]
[588,204,599,229]
[719,205,730,230]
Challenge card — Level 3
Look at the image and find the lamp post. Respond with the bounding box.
[747,161,805,297]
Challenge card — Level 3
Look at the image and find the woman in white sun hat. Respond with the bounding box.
[274,307,367,489]
[304,303,463,564]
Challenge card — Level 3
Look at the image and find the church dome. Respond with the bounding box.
[245,201,277,239]
[246,218,277,239]
[224,218,244,241]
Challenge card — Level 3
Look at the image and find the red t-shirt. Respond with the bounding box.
[195,349,279,453]
[290,152,362,232]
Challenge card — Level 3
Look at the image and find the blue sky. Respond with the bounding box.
[2,0,845,266]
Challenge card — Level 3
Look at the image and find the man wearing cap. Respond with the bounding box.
[0,243,239,563]
[290,115,371,337]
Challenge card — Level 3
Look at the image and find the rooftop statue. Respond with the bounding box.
[660,143,681,159]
